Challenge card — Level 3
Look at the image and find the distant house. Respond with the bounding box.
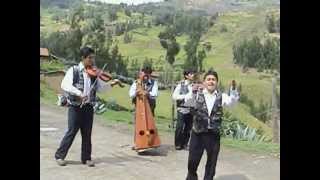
[40,48,50,62]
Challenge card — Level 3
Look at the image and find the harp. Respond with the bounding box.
[133,73,161,151]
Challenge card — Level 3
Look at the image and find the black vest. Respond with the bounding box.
[176,81,190,107]
[67,65,97,106]
[192,90,223,134]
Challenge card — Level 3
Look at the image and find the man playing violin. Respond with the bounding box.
[55,47,120,167]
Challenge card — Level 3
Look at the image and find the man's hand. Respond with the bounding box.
[76,95,88,102]
[136,89,146,96]
[111,79,125,88]
[192,83,205,92]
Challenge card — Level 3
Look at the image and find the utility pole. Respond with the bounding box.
[272,77,279,143]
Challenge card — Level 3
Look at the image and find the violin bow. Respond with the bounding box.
[80,63,108,108]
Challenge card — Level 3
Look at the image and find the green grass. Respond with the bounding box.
[40,80,58,104]
[40,60,65,71]
[222,137,279,155]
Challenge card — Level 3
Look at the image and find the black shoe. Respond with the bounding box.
[83,160,95,167]
[56,159,67,166]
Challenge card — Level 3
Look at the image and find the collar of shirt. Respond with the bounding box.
[184,80,191,85]
[203,88,218,96]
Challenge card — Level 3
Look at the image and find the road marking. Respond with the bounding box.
[40,127,58,132]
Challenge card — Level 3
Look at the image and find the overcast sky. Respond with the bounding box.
[95,0,164,5]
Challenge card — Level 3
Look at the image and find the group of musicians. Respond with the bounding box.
[54,47,240,180]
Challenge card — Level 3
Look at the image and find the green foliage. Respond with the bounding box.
[123,31,133,43]
[233,36,280,73]
[142,57,153,70]
[220,24,228,33]
[221,111,268,142]
[115,23,127,36]
[184,33,207,72]
[108,9,118,21]
[124,8,132,17]
[240,92,271,123]
[68,4,85,29]
[158,26,180,66]
[265,14,280,33]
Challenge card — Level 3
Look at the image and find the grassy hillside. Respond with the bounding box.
[40,3,279,139]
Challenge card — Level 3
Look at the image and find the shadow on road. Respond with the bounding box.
[94,152,154,165]
[137,144,173,156]
[65,160,83,165]
[215,174,249,180]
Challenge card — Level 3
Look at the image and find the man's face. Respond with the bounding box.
[83,53,95,68]
[203,75,218,92]
[186,73,194,81]
[144,71,151,79]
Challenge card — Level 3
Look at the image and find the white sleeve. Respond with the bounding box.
[129,82,137,98]
[222,92,239,107]
[61,67,82,96]
[149,81,158,97]
[183,88,193,102]
[172,84,190,100]
[96,78,112,93]
[183,90,196,108]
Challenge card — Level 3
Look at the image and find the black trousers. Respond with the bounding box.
[175,111,193,148]
[149,98,156,116]
[55,104,94,163]
[186,131,221,180]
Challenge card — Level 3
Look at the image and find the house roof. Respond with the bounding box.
[40,48,49,57]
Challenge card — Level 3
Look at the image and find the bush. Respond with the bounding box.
[220,24,228,33]
[221,111,267,142]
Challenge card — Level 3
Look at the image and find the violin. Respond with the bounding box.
[85,66,112,82]
[85,65,125,88]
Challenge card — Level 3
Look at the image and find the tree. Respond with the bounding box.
[158,26,180,65]
[125,8,131,17]
[142,57,153,70]
[233,36,279,73]
[108,9,118,21]
[158,25,180,128]
[197,48,206,73]
[123,31,133,43]
[82,15,106,53]
[266,14,279,33]
[66,28,83,62]
[68,4,85,29]
[184,34,200,71]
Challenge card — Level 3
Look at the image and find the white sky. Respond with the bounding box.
[94,0,164,5]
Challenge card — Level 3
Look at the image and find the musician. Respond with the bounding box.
[54,47,120,167]
[228,80,240,97]
[129,66,158,116]
[172,69,194,150]
[184,70,239,180]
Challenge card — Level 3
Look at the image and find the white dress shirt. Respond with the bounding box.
[184,88,239,116]
[61,62,112,100]
[129,79,158,99]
